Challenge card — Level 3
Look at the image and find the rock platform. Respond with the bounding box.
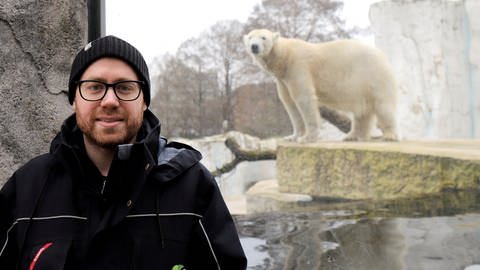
[230,140,480,215]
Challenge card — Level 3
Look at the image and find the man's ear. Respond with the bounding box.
[143,103,147,111]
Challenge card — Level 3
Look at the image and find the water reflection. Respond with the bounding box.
[235,190,480,270]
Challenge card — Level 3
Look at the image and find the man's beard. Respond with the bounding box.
[77,109,144,149]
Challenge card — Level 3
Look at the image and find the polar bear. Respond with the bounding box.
[243,29,399,142]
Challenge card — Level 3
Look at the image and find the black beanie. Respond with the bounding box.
[68,35,150,106]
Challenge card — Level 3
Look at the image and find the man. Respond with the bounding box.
[0,36,247,269]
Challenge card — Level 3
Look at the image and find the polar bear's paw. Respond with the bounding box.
[283,134,298,142]
[381,133,399,141]
[343,135,359,142]
[343,133,370,141]
[297,134,322,143]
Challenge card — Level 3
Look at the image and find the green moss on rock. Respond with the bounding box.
[277,141,480,200]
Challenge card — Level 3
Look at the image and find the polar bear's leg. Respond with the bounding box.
[344,113,375,141]
[290,87,323,143]
[376,104,399,141]
[276,80,305,140]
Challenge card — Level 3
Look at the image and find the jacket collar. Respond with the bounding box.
[152,139,202,184]
[50,109,161,156]
[49,109,203,185]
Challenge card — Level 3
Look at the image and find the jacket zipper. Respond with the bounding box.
[29,242,53,270]
[101,179,107,195]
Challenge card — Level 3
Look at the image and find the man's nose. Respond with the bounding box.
[101,87,120,105]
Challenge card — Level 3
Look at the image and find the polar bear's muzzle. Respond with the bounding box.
[250,44,259,54]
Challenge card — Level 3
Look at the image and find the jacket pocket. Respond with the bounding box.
[26,240,71,270]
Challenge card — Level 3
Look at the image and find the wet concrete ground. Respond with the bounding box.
[234,190,480,270]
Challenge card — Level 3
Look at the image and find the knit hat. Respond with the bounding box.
[68,35,150,106]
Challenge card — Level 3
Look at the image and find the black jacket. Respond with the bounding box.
[0,110,247,270]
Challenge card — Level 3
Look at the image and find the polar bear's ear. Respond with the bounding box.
[273,32,280,42]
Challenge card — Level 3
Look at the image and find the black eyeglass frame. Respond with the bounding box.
[76,80,145,102]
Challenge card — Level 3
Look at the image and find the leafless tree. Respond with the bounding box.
[244,0,359,42]
[176,20,247,131]
[150,0,358,138]
[151,53,220,137]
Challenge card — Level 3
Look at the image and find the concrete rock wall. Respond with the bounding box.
[370,0,480,139]
[0,0,87,184]
[175,131,277,196]
[277,141,480,200]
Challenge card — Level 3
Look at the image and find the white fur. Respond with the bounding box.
[244,29,399,142]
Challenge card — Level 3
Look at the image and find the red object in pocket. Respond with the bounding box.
[29,242,53,270]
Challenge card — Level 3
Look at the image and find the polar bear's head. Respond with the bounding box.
[243,29,280,57]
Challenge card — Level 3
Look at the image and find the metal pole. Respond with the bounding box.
[87,0,105,42]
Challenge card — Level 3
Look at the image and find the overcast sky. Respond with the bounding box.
[105,0,377,65]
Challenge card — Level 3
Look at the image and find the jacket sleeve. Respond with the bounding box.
[193,165,247,270]
[0,175,19,267]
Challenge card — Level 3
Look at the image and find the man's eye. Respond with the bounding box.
[116,83,133,92]
[90,85,104,90]
[85,83,105,91]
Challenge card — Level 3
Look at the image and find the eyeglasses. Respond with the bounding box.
[77,80,144,101]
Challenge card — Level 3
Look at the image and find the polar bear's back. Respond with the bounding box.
[319,39,394,79]
[277,38,397,110]
[277,38,395,82]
